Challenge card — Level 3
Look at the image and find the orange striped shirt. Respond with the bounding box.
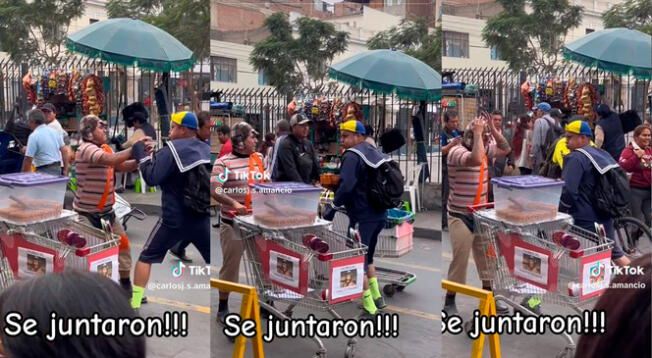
[73,142,114,213]
[447,144,498,214]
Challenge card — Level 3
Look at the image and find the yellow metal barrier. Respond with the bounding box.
[211,279,265,358]
[441,280,501,358]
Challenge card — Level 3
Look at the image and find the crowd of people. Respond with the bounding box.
[441,102,652,316]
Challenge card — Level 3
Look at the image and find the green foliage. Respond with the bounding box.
[0,0,84,65]
[602,0,652,36]
[107,0,209,59]
[367,18,441,71]
[482,0,582,74]
[250,13,349,95]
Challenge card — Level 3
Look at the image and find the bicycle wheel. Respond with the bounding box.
[613,217,652,258]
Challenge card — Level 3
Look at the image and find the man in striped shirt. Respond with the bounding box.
[444,115,511,316]
[211,122,266,326]
[73,115,150,301]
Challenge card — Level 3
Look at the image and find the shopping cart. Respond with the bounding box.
[232,212,367,358]
[0,216,120,280]
[0,254,15,292]
[470,204,613,358]
[331,210,416,297]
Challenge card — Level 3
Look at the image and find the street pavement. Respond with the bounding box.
[212,233,440,358]
[118,192,440,358]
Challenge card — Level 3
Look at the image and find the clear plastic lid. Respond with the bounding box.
[0,172,70,187]
[491,175,564,189]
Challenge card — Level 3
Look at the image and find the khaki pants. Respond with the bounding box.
[446,216,492,286]
[77,215,132,274]
[218,222,243,295]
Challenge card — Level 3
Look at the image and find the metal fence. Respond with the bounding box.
[444,64,651,120]
[0,55,204,141]
[216,86,442,184]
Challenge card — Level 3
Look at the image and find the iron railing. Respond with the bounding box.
[0,55,205,141]
[216,85,442,184]
[444,64,651,119]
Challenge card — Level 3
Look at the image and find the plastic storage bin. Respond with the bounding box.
[0,172,70,223]
[491,175,564,224]
[251,182,322,228]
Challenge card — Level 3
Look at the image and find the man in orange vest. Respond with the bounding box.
[74,115,150,302]
[443,113,511,316]
[211,122,266,326]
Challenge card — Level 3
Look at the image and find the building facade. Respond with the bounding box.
[441,0,627,69]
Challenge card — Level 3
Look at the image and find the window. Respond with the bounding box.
[585,28,594,34]
[490,47,502,60]
[89,18,99,24]
[258,71,268,86]
[211,56,237,83]
[315,0,322,11]
[385,0,394,6]
[443,31,469,58]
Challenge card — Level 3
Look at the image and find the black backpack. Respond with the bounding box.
[366,160,405,210]
[541,117,563,157]
[538,138,563,179]
[577,148,631,218]
[183,163,211,216]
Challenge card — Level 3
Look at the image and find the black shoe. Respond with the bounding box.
[169,249,193,263]
[141,296,148,304]
[442,302,459,316]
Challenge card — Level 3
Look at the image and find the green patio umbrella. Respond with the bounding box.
[66,18,194,72]
[563,28,652,80]
[328,49,442,101]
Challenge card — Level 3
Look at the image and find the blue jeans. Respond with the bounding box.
[574,218,624,260]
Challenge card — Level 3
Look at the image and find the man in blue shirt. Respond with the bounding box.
[22,109,67,175]
[560,120,629,266]
[440,110,461,231]
[323,120,388,315]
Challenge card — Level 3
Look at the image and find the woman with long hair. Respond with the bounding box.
[511,114,534,175]
[619,124,652,229]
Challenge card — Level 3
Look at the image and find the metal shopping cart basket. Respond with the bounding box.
[471,204,613,358]
[0,251,15,292]
[331,210,417,297]
[232,213,367,358]
[0,215,120,280]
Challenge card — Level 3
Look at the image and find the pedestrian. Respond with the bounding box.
[21,109,68,175]
[212,122,266,323]
[440,110,462,231]
[0,271,146,358]
[196,111,212,143]
[530,102,556,173]
[260,132,276,162]
[73,115,147,301]
[273,113,320,184]
[323,120,389,315]
[40,103,72,172]
[168,111,213,263]
[443,113,511,316]
[267,119,291,179]
[618,124,651,229]
[217,124,232,159]
[575,254,650,358]
[595,104,626,162]
[487,111,510,198]
[121,102,157,148]
[130,111,211,309]
[511,114,534,175]
[363,124,376,147]
[559,120,630,267]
